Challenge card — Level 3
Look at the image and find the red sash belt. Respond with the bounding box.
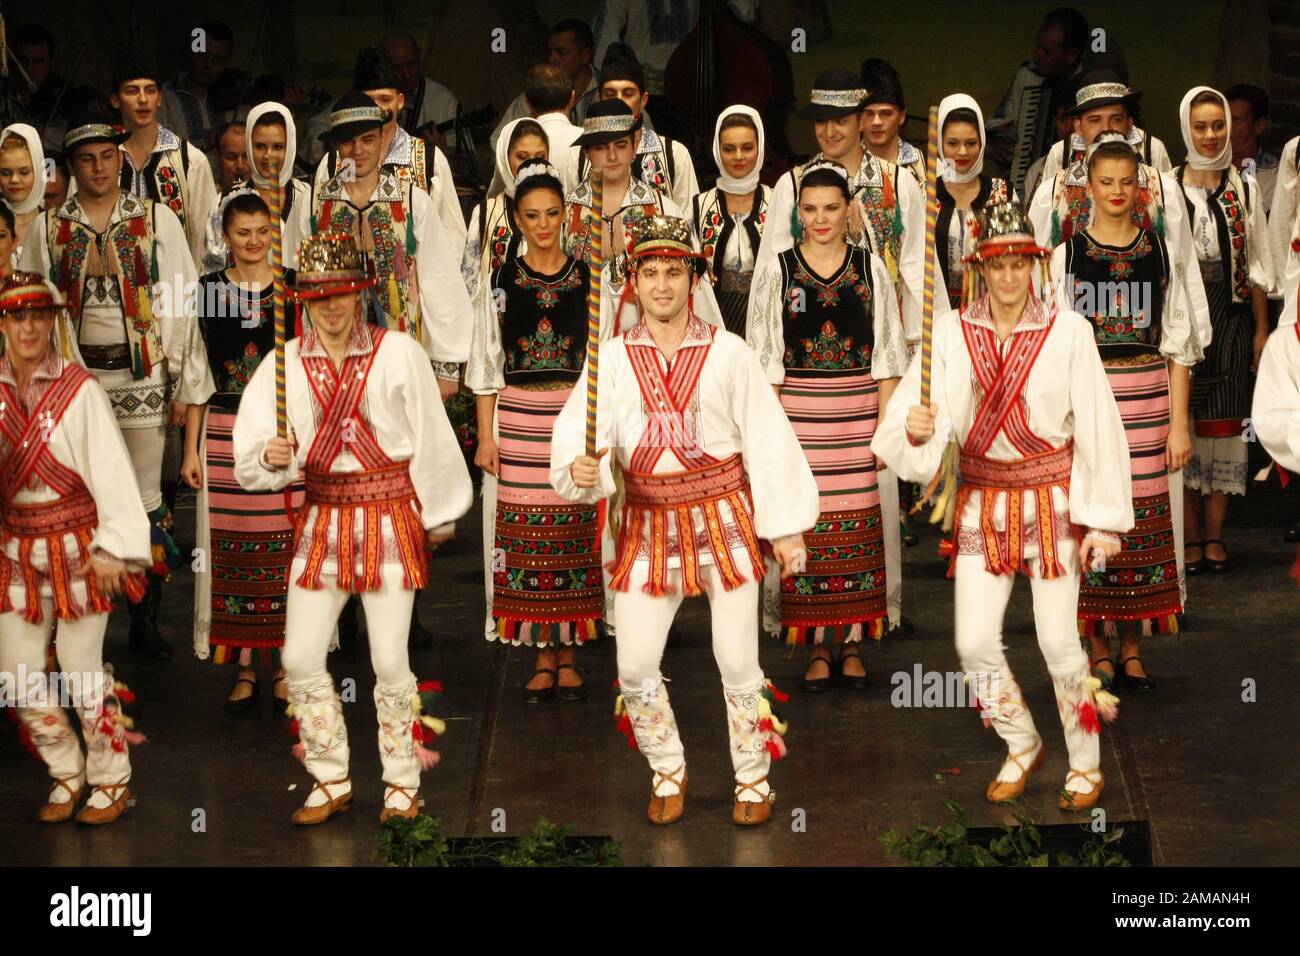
[608,454,764,597]
[0,490,144,623]
[304,462,418,506]
[953,441,1076,580]
[294,462,428,593]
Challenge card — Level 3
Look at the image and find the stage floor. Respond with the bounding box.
[3,480,1297,867]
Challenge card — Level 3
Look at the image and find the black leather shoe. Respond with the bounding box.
[802,655,833,693]
[1118,656,1156,692]
[1184,541,1205,576]
[523,668,557,703]
[225,675,258,714]
[1285,523,1300,544]
[128,574,173,660]
[1203,539,1230,574]
[837,647,868,691]
[555,663,587,702]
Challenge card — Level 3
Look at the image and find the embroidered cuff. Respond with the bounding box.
[432,360,461,382]
[1086,529,1121,544]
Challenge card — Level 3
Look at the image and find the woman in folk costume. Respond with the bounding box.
[462,118,550,301]
[468,160,603,701]
[751,68,926,348]
[873,203,1133,811]
[463,119,550,639]
[0,124,48,259]
[200,102,313,276]
[0,272,152,825]
[551,214,818,826]
[233,232,473,825]
[748,161,907,691]
[1253,272,1300,581]
[931,95,1017,309]
[1174,86,1276,575]
[187,192,305,713]
[689,106,771,336]
[1052,134,1209,692]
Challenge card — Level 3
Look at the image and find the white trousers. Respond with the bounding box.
[615,562,772,799]
[120,424,166,513]
[953,534,1099,780]
[0,603,130,786]
[281,561,420,789]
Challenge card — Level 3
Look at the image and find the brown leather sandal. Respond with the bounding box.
[75,780,131,826]
[290,778,353,825]
[39,774,85,824]
[647,766,687,825]
[380,784,421,823]
[732,776,775,826]
[986,740,1045,803]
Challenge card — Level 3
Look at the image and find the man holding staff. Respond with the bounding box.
[872,202,1133,811]
[550,215,818,826]
[233,231,472,825]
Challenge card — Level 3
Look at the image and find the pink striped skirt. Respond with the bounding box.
[492,385,603,646]
[776,369,888,643]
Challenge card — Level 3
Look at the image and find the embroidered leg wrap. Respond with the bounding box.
[17,678,83,782]
[78,668,138,787]
[287,675,348,785]
[375,678,422,790]
[618,677,684,795]
[723,678,788,802]
[969,666,1041,784]
[1052,666,1118,792]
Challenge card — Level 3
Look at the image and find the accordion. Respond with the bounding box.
[1009,83,1056,200]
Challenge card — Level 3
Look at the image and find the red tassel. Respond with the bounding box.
[765,739,782,760]
[288,718,300,738]
[417,680,442,694]
[291,741,306,764]
[1078,700,1100,735]
[56,218,72,243]
[765,681,790,704]
[129,214,147,237]
[759,718,773,733]
[115,687,136,705]
[938,538,955,558]
[391,201,404,222]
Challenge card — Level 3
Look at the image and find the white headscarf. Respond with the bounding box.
[1179,86,1232,172]
[712,104,764,195]
[937,94,984,185]
[0,123,47,215]
[245,102,297,189]
[490,118,549,199]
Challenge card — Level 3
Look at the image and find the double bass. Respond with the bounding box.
[663,0,797,187]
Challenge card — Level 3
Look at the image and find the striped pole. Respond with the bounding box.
[920,105,939,408]
[584,169,603,457]
[266,158,288,438]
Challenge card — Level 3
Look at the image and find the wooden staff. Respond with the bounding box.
[913,105,957,526]
[266,157,288,438]
[920,105,939,408]
[584,169,603,457]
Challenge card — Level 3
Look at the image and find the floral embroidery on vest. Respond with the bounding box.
[787,319,870,370]
[511,318,577,372]
[513,262,582,309]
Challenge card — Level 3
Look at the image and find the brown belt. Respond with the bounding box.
[79,343,132,370]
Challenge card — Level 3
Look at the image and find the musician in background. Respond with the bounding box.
[987,6,1089,176]
[491,19,602,150]
[379,31,463,151]
[214,121,250,193]
[160,20,237,157]
[1228,85,1276,220]
[1020,76,1078,208]
[859,58,924,190]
